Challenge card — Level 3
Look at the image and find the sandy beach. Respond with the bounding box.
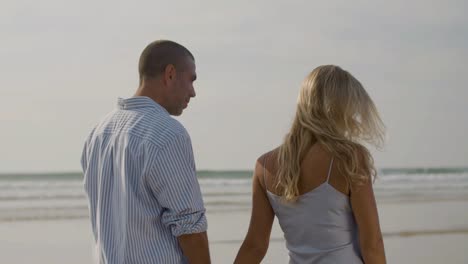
[1,198,467,264]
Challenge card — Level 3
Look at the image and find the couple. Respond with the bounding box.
[80,40,386,264]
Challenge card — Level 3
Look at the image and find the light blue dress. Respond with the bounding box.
[266,158,363,264]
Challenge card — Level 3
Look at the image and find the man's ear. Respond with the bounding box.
[164,64,176,84]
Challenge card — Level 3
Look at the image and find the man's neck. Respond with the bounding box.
[135,84,169,112]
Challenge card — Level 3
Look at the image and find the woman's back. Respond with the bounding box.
[234,65,386,264]
[264,145,363,263]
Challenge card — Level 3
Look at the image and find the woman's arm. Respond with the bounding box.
[350,179,386,263]
[234,159,275,264]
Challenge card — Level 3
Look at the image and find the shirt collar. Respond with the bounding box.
[117,96,169,115]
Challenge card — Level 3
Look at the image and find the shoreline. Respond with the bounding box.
[2,196,468,222]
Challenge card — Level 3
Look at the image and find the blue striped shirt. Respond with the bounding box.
[81,96,207,264]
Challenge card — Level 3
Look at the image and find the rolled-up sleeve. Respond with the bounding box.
[147,132,207,237]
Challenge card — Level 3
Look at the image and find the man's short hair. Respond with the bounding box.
[138,40,194,82]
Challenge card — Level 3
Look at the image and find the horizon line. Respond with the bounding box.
[1,166,468,176]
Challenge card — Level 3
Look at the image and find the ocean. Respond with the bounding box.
[1,168,468,221]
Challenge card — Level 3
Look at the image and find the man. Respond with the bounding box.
[81,40,210,264]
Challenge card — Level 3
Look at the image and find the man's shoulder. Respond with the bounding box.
[84,110,118,141]
[89,109,190,147]
[163,115,188,134]
[137,113,190,148]
[159,116,190,141]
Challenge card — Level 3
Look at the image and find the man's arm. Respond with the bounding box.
[146,131,210,263]
[178,232,210,264]
[80,126,98,173]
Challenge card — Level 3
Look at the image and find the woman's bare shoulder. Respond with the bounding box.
[256,148,280,167]
[254,148,280,187]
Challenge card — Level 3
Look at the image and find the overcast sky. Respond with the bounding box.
[1,0,467,173]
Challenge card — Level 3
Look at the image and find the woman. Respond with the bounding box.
[235,65,386,263]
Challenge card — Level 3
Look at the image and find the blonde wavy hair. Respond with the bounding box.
[276,65,385,202]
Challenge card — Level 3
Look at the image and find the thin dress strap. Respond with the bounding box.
[263,155,267,187]
[326,157,334,183]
